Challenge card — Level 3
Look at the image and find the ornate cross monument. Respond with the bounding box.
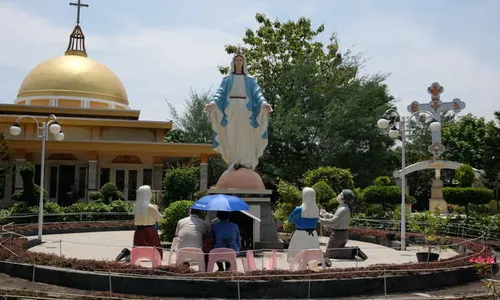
[407,82,466,213]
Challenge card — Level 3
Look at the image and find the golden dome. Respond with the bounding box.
[17,54,129,106]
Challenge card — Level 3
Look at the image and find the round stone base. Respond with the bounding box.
[216,168,265,190]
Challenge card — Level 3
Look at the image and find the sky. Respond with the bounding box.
[0,0,499,123]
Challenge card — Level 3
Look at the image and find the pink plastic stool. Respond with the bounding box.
[130,246,162,268]
[242,250,257,272]
[207,248,238,272]
[289,249,325,270]
[176,247,206,271]
[167,237,180,265]
[265,249,278,270]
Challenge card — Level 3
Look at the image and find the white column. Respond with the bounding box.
[153,164,163,190]
[200,163,208,191]
[87,160,98,198]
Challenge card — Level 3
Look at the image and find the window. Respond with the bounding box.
[99,168,110,188]
[143,169,153,186]
[78,167,87,198]
[34,164,41,186]
[49,166,58,199]
[115,170,125,192]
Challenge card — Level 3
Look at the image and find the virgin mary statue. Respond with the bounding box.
[205,48,273,170]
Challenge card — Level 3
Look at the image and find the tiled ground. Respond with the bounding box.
[29,231,459,271]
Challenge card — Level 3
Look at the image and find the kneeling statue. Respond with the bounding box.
[319,189,367,261]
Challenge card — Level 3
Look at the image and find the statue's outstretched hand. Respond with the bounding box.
[263,103,273,113]
[204,103,216,113]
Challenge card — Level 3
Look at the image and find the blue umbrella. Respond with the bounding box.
[191,194,249,212]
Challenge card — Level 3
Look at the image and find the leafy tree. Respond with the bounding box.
[221,13,396,186]
[166,90,213,144]
[455,164,475,187]
[442,114,500,185]
[163,166,199,205]
[373,176,392,186]
[302,166,354,194]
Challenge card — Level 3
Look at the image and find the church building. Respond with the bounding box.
[0,3,216,207]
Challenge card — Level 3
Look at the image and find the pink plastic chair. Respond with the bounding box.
[207,248,238,272]
[242,250,257,272]
[176,247,206,271]
[130,247,162,268]
[289,249,325,270]
[167,237,180,265]
[265,249,278,270]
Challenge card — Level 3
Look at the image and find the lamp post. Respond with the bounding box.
[9,114,64,242]
[377,109,441,251]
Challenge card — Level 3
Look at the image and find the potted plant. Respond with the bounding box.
[415,214,447,262]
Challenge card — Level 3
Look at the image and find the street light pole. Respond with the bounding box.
[400,116,406,250]
[9,115,64,242]
[377,110,440,251]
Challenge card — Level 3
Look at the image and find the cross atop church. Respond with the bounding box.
[407,82,466,156]
[69,0,89,25]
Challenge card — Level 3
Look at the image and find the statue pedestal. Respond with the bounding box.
[208,168,281,249]
[429,179,448,214]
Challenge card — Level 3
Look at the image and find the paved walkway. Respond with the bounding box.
[29,231,459,272]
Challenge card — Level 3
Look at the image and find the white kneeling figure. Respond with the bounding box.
[287,187,321,261]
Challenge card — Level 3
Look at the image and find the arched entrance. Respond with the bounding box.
[393,160,484,213]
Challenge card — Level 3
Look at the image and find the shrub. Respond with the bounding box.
[159,200,194,242]
[100,183,123,204]
[363,185,411,206]
[302,167,354,194]
[374,176,392,186]
[193,190,208,200]
[312,181,335,208]
[443,187,493,206]
[273,201,295,223]
[455,164,475,187]
[88,191,102,201]
[163,167,199,205]
[277,179,301,205]
[109,200,133,212]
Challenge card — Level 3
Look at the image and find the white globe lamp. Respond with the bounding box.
[429,121,441,133]
[9,124,21,136]
[377,118,390,129]
[388,128,400,139]
[54,131,65,141]
[49,123,61,134]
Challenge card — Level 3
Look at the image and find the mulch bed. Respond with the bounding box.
[0,221,496,281]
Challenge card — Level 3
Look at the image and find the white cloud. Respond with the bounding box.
[338,8,500,120]
[0,1,498,124]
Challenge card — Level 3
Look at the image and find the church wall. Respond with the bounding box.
[99,127,156,142]
[46,125,92,141]
[30,99,49,106]
[89,101,108,109]
[58,99,81,108]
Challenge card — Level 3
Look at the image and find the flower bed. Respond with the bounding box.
[0,222,495,280]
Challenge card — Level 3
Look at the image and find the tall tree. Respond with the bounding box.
[221,13,396,186]
[165,91,227,187]
[442,113,500,185]
[166,90,213,144]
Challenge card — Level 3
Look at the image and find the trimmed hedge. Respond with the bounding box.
[302,166,355,194]
[363,185,412,205]
[159,200,194,242]
[443,188,493,206]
